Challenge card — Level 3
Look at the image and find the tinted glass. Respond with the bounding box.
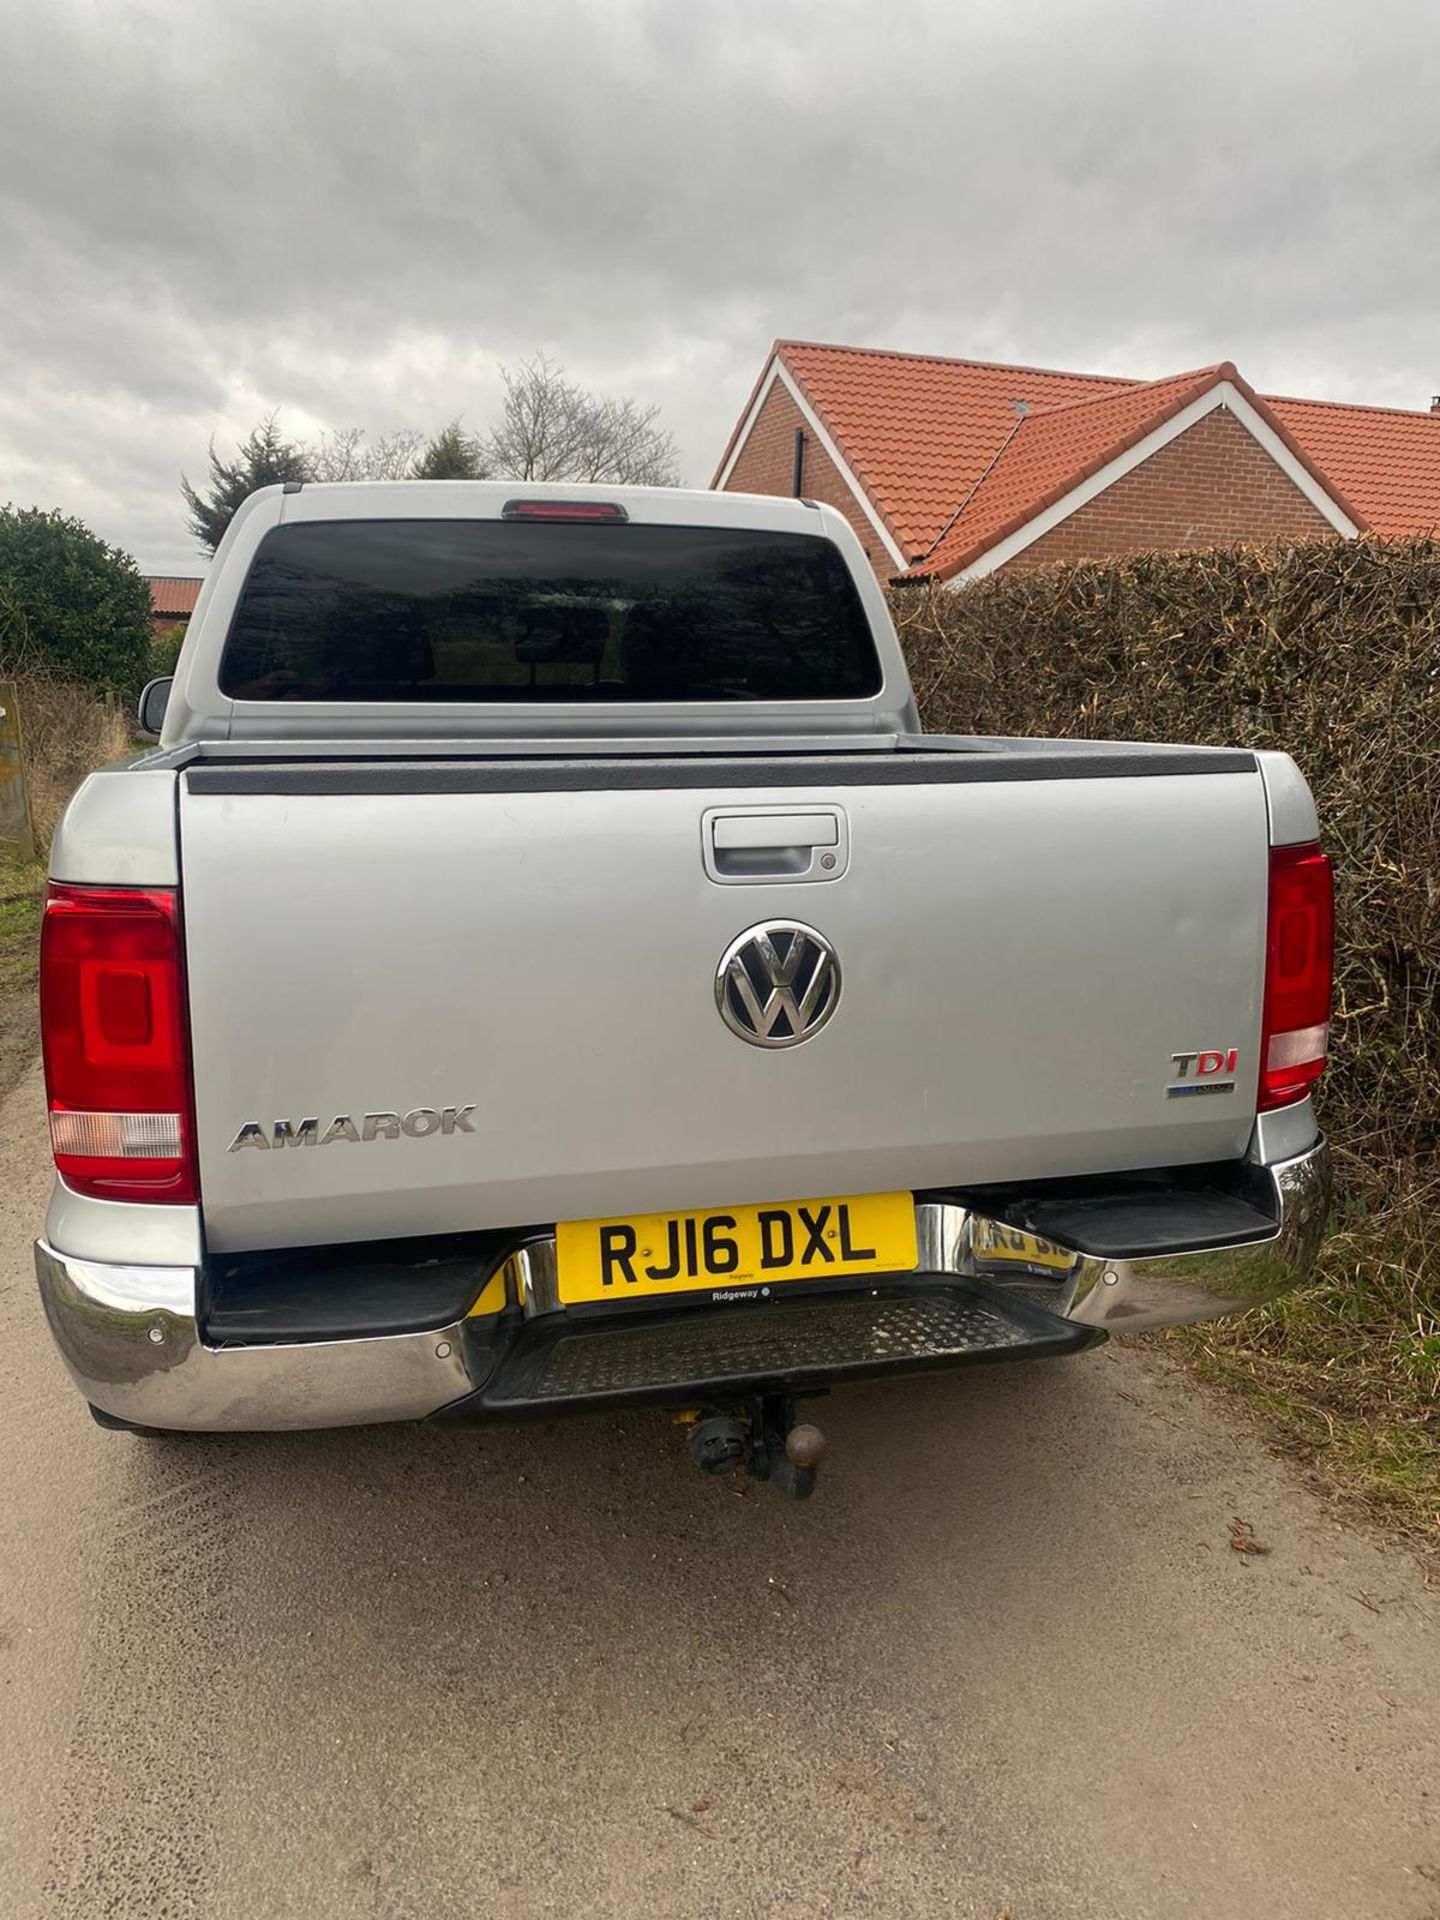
[219,520,881,703]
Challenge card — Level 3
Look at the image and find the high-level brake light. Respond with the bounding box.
[1258,843,1334,1112]
[40,884,197,1203]
[500,499,629,522]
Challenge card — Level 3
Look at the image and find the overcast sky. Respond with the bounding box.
[2,0,1437,574]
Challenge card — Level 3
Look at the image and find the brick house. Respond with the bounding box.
[712,342,1440,584]
[145,576,204,631]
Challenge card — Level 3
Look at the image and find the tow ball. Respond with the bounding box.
[685,1394,827,1500]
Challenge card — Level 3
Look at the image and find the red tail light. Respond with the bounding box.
[1258,844,1333,1112]
[40,884,197,1203]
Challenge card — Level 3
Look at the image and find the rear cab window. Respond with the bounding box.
[218,519,882,703]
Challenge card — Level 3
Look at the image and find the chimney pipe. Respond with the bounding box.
[1432,396,1440,414]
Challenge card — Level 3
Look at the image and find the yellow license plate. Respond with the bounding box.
[972,1222,1074,1271]
[556,1191,918,1306]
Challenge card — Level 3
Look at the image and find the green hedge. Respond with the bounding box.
[890,537,1440,1167]
[0,505,153,699]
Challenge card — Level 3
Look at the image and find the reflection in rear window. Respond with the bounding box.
[218,520,881,703]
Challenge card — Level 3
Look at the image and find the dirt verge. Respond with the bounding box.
[0,849,43,1100]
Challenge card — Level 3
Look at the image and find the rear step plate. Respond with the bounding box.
[435,1277,1102,1420]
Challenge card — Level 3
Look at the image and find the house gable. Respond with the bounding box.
[906,370,1367,579]
[1003,403,1339,572]
[950,378,1361,582]
[716,358,905,576]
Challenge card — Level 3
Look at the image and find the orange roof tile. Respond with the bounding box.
[146,577,203,617]
[724,340,1440,580]
[908,366,1233,580]
[764,342,1134,557]
[1267,396,1440,539]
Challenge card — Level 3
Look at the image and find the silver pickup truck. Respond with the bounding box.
[34,481,1333,1495]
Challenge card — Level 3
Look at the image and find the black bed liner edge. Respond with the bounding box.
[184,745,1256,796]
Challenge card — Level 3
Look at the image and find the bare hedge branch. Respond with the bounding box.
[889,536,1440,1168]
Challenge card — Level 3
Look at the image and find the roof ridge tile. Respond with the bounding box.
[1264,391,1440,421]
[778,338,1137,387]
[1023,365,1225,419]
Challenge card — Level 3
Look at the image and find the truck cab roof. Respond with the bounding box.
[162,481,920,747]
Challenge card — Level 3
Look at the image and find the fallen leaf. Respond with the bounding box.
[662,1806,712,1836]
[1228,1517,1271,1559]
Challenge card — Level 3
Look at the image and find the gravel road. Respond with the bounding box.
[2,1061,1437,1920]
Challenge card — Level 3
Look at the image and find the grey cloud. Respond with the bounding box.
[1,0,1438,571]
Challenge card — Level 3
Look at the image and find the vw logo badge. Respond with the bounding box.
[715,922,841,1049]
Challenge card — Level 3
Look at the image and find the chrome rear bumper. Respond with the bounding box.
[35,1138,1330,1432]
[1053,1139,1331,1331]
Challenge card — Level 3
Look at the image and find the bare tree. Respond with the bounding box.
[306,426,426,482]
[482,355,681,487]
[181,365,680,549]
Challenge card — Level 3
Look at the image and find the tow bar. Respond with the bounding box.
[685,1393,827,1500]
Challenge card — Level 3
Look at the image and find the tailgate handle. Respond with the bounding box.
[704,807,848,883]
[711,813,838,851]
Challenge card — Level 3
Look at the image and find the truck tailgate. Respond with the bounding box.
[179,756,1268,1253]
